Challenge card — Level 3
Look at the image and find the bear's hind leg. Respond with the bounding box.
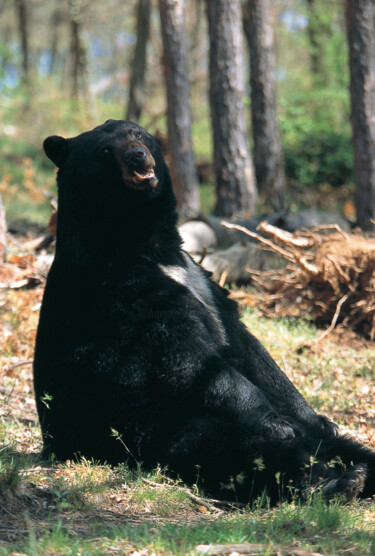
[160,417,311,504]
[158,418,375,504]
[317,464,367,502]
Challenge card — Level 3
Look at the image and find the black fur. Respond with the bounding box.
[34,120,375,504]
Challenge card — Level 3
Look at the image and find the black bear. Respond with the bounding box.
[34,120,375,504]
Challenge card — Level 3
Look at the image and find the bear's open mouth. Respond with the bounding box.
[132,168,158,189]
[133,169,155,182]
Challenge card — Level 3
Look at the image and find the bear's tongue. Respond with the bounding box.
[133,169,155,181]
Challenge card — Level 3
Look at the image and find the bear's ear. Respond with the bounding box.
[43,135,70,167]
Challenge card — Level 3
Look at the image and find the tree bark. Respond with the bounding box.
[206,0,256,219]
[69,2,81,99]
[243,0,286,211]
[159,0,200,220]
[126,0,151,123]
[68,0,88,100]
[345,0,375,231]
[15,0,29,85]
[306,0,323,82]
[49,8,64,75]
[1,24,11,78]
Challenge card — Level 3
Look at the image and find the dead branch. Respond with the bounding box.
[220,221,295,261]
[326,255,353,288]
[242,223,375,338]
[42,190,58,211]
[219,270,228,288]
[293,252,322,278]
[314,293,351,343]
[258,221,314,248]
[3,359,33,377]
[309,224,351,241]
[195,543,325,555]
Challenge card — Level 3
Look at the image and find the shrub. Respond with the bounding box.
[280,88,353,187]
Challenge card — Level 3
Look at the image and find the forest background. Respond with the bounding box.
[1,0,372,230]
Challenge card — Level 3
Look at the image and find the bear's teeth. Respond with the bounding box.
[134,169,155,181]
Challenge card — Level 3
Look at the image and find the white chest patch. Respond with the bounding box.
[158,252,227,344]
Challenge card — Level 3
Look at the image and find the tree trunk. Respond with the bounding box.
[345,0,375,231]
[1,24,11,77]
[68,0,89,100]
[306,0,323,83]
[206,0,256,219]
[49,8,64,75]
[0,195,7,264]
[69,3,80,99]
[49,29,58,76]
[15,0,29,85]
[243,0,286,211]
[159,0,200,221]
[126,0,151,123]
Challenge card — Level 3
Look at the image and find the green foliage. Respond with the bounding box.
[199,182,215,214]
[305,0,348,87]
[280,87,353,187]
[0,445,22,491]
[277,0,348,92]
[275,1,352,191]
[192,105,213,161]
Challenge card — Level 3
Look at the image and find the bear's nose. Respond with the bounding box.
[125,147,147,167]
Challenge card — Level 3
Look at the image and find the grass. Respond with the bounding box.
[0,468,374,555]
[241,307,375,423]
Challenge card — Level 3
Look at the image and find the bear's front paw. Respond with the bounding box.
[259,414,303,441]
[319,415,339,436]
[308,414,339,437]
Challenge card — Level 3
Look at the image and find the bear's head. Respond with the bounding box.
[43,120,173,209]
[43,120,180,256]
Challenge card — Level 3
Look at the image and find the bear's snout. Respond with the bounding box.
[116,140,158,189]
[124,146,149,169]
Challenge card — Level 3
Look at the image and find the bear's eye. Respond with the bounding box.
[102,146,111,155]
[135,132,142,140]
